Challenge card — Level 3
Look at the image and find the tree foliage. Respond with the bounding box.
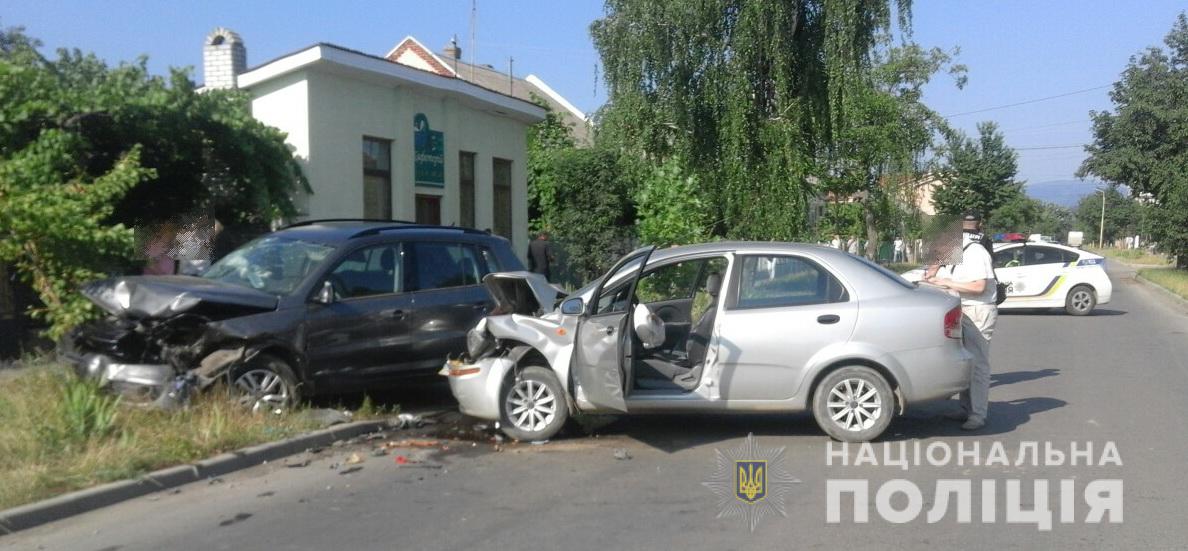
[1073,186,1140,245]
[932,121,1024,219]
[1078,13,1188,263]
[634,156,707,247]
[0,24,305,335]
[532,148,639,283]
[592,0,914,241]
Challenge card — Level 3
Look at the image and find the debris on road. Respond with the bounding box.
[613,448,632,461]
[257,491,274,498]
[394,413,425,429]
[338,466,363,476]
[285,459,310,468]
[345,452,364,465]
[302,408,353,428]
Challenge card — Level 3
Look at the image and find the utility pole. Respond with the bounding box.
[1097,189,1106,248]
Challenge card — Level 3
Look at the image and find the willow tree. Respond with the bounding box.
[591,0,912,240]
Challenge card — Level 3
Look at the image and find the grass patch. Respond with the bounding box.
[0,359,378,510]
[1087,247,1172,266]
[1138,267,1188,301]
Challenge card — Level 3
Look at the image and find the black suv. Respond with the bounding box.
[64,220,524,410]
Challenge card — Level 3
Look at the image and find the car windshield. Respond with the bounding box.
[202,236,335,296]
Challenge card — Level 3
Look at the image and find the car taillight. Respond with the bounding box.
[944,306,962,339]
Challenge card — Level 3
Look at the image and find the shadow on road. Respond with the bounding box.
[886,396,1067,440]
[580,395,1069,453]
[991,368,1059,387]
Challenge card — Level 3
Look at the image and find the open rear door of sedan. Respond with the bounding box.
[571,246,655,412]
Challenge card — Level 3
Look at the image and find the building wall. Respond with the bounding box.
[250,68,530,257]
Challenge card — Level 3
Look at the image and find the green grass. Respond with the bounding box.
[1138,267,1188,301]
[0,359,380,510]
[1087,247,1172,266]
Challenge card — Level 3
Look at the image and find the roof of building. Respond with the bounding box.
[385,37,591,145]
[237,43,546,124]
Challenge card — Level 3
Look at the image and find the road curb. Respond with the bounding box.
[1134,272,1188,310]
[0,419,393,535]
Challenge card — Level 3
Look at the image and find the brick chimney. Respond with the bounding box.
[203,28,246,89]
[443,36,461,60]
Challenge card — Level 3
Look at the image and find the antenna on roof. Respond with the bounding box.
[508,56,514,95]
[469,0,477,82]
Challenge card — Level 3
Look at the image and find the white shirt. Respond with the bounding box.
[893,239,904,252]
[942,234,997,306]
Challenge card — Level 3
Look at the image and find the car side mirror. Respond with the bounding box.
[312,280,335,305]
[560,297,584,315]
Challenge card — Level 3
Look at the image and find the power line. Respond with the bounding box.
[944,85,1111,118]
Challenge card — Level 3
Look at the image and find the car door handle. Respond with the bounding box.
[605,326,615,336]
[817,314,840,324]
[471,302,488,310]
[391,309,408,320]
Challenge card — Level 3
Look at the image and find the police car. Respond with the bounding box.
[990,242,1111,315]
[902,242,1112,315]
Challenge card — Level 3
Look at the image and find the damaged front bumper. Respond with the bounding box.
[71,352,174,388]
[440,357,514,421]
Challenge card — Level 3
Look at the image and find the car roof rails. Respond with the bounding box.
[349,224,491,238]
[280,218,416,230]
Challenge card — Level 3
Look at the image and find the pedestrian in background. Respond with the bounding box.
[831,234,842,250]
[894,236,904,263]
[528,231,556,282]
[924,213,998,431]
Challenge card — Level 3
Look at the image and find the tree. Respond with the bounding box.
[0,25,306,336]
[533,148,638,284]
[986,194,1041,235]
[826,44,964,258]
[1073,186,1139,246]
[932,121,1024,219]
[634,156,708,247]
[526,95,576,233]
[592,0,913,241]
[1078,13,1188,265]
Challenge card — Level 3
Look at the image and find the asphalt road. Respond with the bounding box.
[6,261,1188,551]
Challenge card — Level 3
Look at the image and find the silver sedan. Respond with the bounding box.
[442,242,972,442]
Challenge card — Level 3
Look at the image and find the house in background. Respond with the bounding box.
[385,36,590,145]
[202,28,555,256]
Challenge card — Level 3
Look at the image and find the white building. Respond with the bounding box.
[202,29,548,256]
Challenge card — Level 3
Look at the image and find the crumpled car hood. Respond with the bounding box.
[483,272,566,316]
[81,276,278,319]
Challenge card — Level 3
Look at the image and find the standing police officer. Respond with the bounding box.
[924,214,998,430]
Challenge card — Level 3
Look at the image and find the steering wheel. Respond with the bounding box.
[1005,260,1021,268]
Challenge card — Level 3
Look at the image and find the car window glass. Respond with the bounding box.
[1024,246,1065,266]
[994,247,1024,269]
[327,244,401,299]
[479,246,500,274]
[595,257,643,315]
[735,255,846,309]
[635,259,703,304]
[405,242,483,292]
[203,236,334,296]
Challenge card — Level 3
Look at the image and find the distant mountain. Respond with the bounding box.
[1025,179,1112,208]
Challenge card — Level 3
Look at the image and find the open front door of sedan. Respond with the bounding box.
[571,247,655,412]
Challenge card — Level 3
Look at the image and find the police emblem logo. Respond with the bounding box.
[736,460,767,503]
[704,433,799,531]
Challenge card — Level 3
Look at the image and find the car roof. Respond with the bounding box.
[271,220,499,245]
[993,242,1097,257]
[644,241,854,264]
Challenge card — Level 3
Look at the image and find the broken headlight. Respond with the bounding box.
[466,318,494,360]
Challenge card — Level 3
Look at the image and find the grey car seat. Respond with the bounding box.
[636,272,721,391]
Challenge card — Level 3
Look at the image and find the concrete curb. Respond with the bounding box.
[0,419,392,535]
[1134,272,1188,310]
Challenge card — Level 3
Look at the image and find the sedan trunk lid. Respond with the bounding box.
[482,272,565,316]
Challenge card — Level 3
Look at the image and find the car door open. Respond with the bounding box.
[571,246,654,412]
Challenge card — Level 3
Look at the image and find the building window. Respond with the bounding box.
[459,152,476,228]
[415,194,441,225]
[362,137,392,219]
[493,158,512,239]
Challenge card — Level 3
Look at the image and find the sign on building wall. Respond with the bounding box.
[414,113,444,187]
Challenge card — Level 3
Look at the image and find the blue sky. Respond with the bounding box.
[4,0,1185,185]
